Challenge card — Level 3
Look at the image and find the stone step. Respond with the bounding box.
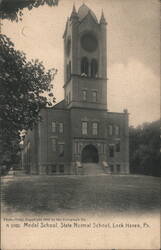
[82,163,105,175]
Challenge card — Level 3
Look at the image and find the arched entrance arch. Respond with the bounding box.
[81,144,99,163]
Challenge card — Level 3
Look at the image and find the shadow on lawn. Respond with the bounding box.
[1,175,161,214]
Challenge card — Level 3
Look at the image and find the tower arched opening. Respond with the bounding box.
[81,57,89,76]
[91,59,98,78]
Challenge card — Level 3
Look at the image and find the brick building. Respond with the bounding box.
[22,4,129,175]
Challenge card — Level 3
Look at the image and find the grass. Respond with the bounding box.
[1,174,160,214]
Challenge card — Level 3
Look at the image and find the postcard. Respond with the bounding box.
[1,0,160,249]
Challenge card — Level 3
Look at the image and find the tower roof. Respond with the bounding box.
[100,10,107,24]
[78,3,98,22]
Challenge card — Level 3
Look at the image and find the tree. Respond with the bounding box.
[129,120,161,177]
[0,34,57,171]
[0,0,59,21]
[0,0,59,173]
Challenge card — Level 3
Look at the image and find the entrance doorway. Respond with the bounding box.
[81,144,99,163]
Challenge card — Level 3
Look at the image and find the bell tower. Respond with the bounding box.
[63,4,107,110]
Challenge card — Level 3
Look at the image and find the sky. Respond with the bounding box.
[2,0,160,126]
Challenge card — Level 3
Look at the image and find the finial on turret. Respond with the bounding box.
[72,4,77,13]
[100,9,107,25]
[70,4,78,20]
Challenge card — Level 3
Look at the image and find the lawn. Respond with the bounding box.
[1,174,160,215]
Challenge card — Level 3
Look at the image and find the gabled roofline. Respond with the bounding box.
[79,10,99,25]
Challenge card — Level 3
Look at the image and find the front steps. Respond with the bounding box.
[82,163,105,175]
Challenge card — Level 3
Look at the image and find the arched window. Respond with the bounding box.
[91,59,98,78]
[81,57,89,76]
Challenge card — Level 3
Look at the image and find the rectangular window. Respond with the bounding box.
[52,122,56,133]
[59,144,64,157]
[110,165,114,173]
[74,142,78,154]
[52,139,56,152]
[92,91,97,102]
[92,122,98,135]
[103,143,106,154]
[59,123,64,134]
[108,125,113,136]
[59,164,64,173]
[82,90,87,101]
[51,164,57,173]
[116,164,120,172]
[82,121,88,135]
[116,141,120,152]
[115,125,120,136]
[109,145,114,157]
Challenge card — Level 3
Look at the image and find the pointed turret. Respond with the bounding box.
[100,10,107,25]
[72,4,77,14]
[70,4,78,21]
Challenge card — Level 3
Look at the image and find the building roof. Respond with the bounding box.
[53,99,66,109]
[78,3,98,22]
